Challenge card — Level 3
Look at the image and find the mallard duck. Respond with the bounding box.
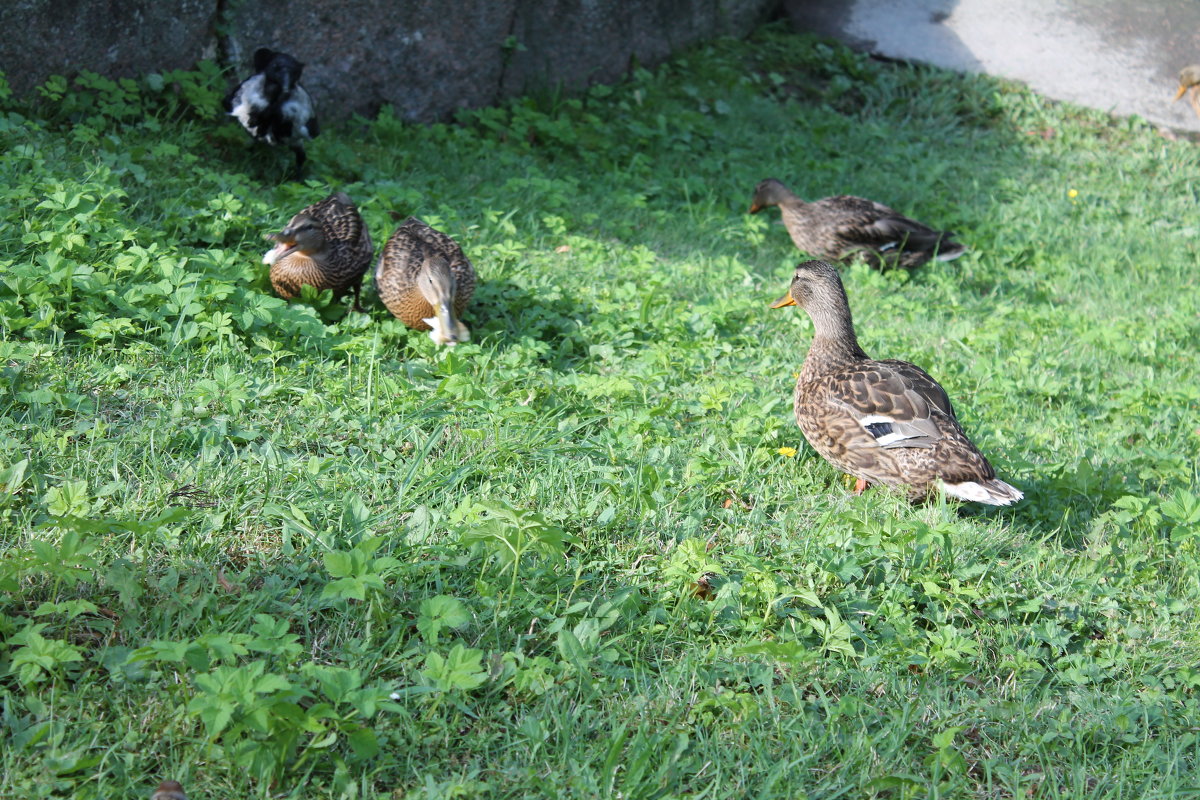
[1173,65,1200,119]
[224,48,319,174]
[771,260,1022,505]
[375,217,476,345]
[261,191,372,310]
[749,178,965,269]
[151,781,187,800]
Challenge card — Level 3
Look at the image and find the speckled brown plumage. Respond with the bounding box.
[749,178,965,269]
[151,781,187,800]
[771,260,1022,505]
[375,217,476,345]
[262,191,372,309]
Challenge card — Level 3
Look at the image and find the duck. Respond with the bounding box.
[151,781,187,800]
[1173,65,1200,119]
[375,217,476,346]
[749,178,965,269]
[261,191,373,310]
[770,260,1022,505]
[223,48,319,175]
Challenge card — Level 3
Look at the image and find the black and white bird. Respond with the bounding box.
[223,48,319,174]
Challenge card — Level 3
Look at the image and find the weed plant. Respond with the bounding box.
[1,24,1198,799]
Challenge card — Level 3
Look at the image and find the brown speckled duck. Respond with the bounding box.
[749,178,965,269]
[771,261,1022,505]
[375,217,475,345]
[1173,65,1200,119]
[151,781,187,800]
[262,191,372,309]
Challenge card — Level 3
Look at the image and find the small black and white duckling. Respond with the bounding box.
[223,48,319,174]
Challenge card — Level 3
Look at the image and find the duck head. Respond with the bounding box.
[262,213,325,265]
[771,261,864,356]
[1174,64,1200,101]
[253,48,304,98]
[771,260,845,310]
[748,177,796,214]
[418,257,470,346]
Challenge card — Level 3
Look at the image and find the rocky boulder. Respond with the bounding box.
[3,0,778,121]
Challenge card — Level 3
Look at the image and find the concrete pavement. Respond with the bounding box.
[784,0,1200,133]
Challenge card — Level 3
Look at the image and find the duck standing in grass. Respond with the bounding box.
[375,217,475,346]
[224,48,319,175]
[262,192,372,310]
[151,781,187,800]
[771,260,1022,505]
[1173,65,1200,119]
[749,178,965,269]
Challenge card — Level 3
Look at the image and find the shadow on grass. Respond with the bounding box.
[504,26,1151,545]
[466,276,599,371]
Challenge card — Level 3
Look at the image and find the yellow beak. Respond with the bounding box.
[1173,84,1189,103]
[770,293,797,309]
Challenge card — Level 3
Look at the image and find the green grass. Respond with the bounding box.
[2,24,1199,799]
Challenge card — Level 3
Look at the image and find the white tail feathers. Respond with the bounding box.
[262,243,287,265]
[935,243,967,261]
[940,478,1023,506]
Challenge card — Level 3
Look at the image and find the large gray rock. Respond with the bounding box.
[3,0,777,121]
[0,0,215,97]
[223,0,514,122]
[500,0,774,98]
[224,0,776,121]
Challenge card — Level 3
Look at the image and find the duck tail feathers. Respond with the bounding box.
[935,240,967,261]
[941,478,1023,506]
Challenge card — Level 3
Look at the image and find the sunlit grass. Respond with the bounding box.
[1,24,1198,799]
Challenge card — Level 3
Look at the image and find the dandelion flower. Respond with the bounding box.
[1067,189,1078,198]
[777,447,797,458]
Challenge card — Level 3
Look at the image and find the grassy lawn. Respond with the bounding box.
[2,23,1199,799]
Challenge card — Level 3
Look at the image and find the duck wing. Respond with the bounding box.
[816,196,957,266]
[307,193,371,267]
[810,359,1001,488]
[874,359,958,421]
[824,195,937,242]
[396,218,465,262]
[375,222,425,283]
[393,217,476,304]
[819,361,949,452]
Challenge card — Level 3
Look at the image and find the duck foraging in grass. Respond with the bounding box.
[262,191,372,310]
[1173,65,1200,119]
[224,47,319,175]
[375,217,476,346]
[151,781,187,800]
[770,260,1022,506]
[749,178,965,269]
